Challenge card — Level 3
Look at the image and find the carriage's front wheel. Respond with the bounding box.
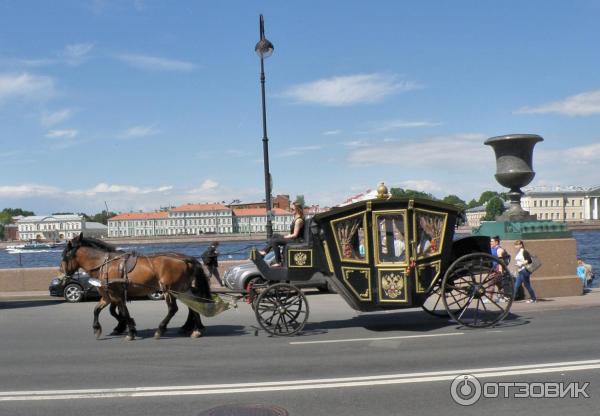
[254,283,309,336]
[441,253,514,328]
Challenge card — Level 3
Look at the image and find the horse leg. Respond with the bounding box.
[120,302,137,341]
[155,294,178,339]
[92,297,110,339]
[179,308,196,335]
[190,309,206,338]
[109,303,127,335]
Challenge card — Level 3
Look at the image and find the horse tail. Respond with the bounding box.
[190,259,212,298]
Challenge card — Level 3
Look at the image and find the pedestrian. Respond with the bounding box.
[576,258,593,290]
[485,235,509,304]
[513,240,537,303]
[201,241,223,287]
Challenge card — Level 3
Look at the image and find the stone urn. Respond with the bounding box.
[484,134,543,221]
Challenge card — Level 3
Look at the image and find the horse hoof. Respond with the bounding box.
[190,330,203,338]
[154,330,163,339]
[94,329,102,339]
[125,335,135,341]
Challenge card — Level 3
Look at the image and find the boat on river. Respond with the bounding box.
[5,241,67,251]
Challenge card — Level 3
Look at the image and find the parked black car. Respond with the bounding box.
[49,271,164,303]
[49,270,99,303]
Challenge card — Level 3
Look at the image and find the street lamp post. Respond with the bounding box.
[255,14,275,239]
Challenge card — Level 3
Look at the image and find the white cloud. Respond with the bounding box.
[374,120,442,131]
[347,133,488,168]
[41,109,73,126]
[0,73,55,103]
[188,179,219,193]
[281,73,420,106]
[516,89,600,116]
[70,183,173,196]
[277,145,322,157]
[116,53,196,72]
[46,129,79,139]
[0,184,59,197]
[63,43,94,66]
[323,130,341,136]
[396,179,442,193]
[117,124,160,139]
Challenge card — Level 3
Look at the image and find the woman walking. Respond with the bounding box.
[514,240,537,303]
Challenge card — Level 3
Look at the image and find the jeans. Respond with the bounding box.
[515,268,536,301]
[261,235,289,264]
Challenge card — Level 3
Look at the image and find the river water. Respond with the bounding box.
[2,231,598,287]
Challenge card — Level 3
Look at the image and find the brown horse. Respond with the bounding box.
[60,233,211,340]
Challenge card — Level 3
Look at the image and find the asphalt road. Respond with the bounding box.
[1,292,599,416]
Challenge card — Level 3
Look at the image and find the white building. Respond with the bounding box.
[232,208,293,234]
[107,212,169,237]
[17,215,107,241]
[168,203,233,235]
[522,186,600,221]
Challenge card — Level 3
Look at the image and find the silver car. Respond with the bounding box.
[223,252,336,293]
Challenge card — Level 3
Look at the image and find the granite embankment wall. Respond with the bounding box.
[0,260,247,293]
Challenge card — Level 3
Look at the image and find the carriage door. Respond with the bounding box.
[412,208,449,298]
[372,210,411,305]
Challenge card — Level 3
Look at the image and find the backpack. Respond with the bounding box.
[500,250,511,266]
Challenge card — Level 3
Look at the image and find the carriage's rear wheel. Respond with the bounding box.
[254,283,309,336]
[441,253,514,328]
[421,283,451,317]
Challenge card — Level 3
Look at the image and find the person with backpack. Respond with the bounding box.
[201,241,223,287]
[514,240,537,303]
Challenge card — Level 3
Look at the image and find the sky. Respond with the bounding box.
[1,0,600,215]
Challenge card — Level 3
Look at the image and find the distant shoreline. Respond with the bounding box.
[0,233,267,249]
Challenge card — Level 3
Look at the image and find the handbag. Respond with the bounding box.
[525,254,542,273]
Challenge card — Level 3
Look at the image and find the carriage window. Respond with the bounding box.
[376,214,406,264]
[415,210,446,258]
[334,215,366,261]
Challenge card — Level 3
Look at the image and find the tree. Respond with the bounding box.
[88,211,118,225]
[294,195,305,207]
[478,191,503,206]
[482,197,506,221]
[442,194,466,209]
[466,198,479,209]
[390,188,437,200]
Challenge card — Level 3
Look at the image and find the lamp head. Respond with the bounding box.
[255,14,274,59]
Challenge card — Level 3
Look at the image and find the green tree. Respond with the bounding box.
[482,197,506,221]
[0,208,35,240]
[441,194,466,209]
[478,191,503,206]
[390,188,437,200]
[90,210,118,225]
[466,198,479,209]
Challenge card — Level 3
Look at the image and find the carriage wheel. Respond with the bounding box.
[254,283,309,336]
[421,283,451,317]
[441,253,514,328]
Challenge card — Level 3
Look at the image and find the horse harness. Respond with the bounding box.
[93,252,139,303]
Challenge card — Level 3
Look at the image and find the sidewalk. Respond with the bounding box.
[2,287,600,312]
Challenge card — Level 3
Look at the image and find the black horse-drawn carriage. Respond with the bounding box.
[248,194,514,336]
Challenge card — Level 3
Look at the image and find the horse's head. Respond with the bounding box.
[60,233,84,276]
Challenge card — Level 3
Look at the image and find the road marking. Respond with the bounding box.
[289,332,464,345]
[1,359,600,401]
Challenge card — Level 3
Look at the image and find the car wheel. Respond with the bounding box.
[64,283,84,303]
[148,291,164,301]
[244,276,265,291]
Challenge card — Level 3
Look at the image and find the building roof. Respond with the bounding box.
[109,212,169,221]
[233,208,292,217]
[17,214,82,223]
[171,203,230,212]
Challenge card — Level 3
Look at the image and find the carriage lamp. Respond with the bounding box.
[255,14,275,238]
